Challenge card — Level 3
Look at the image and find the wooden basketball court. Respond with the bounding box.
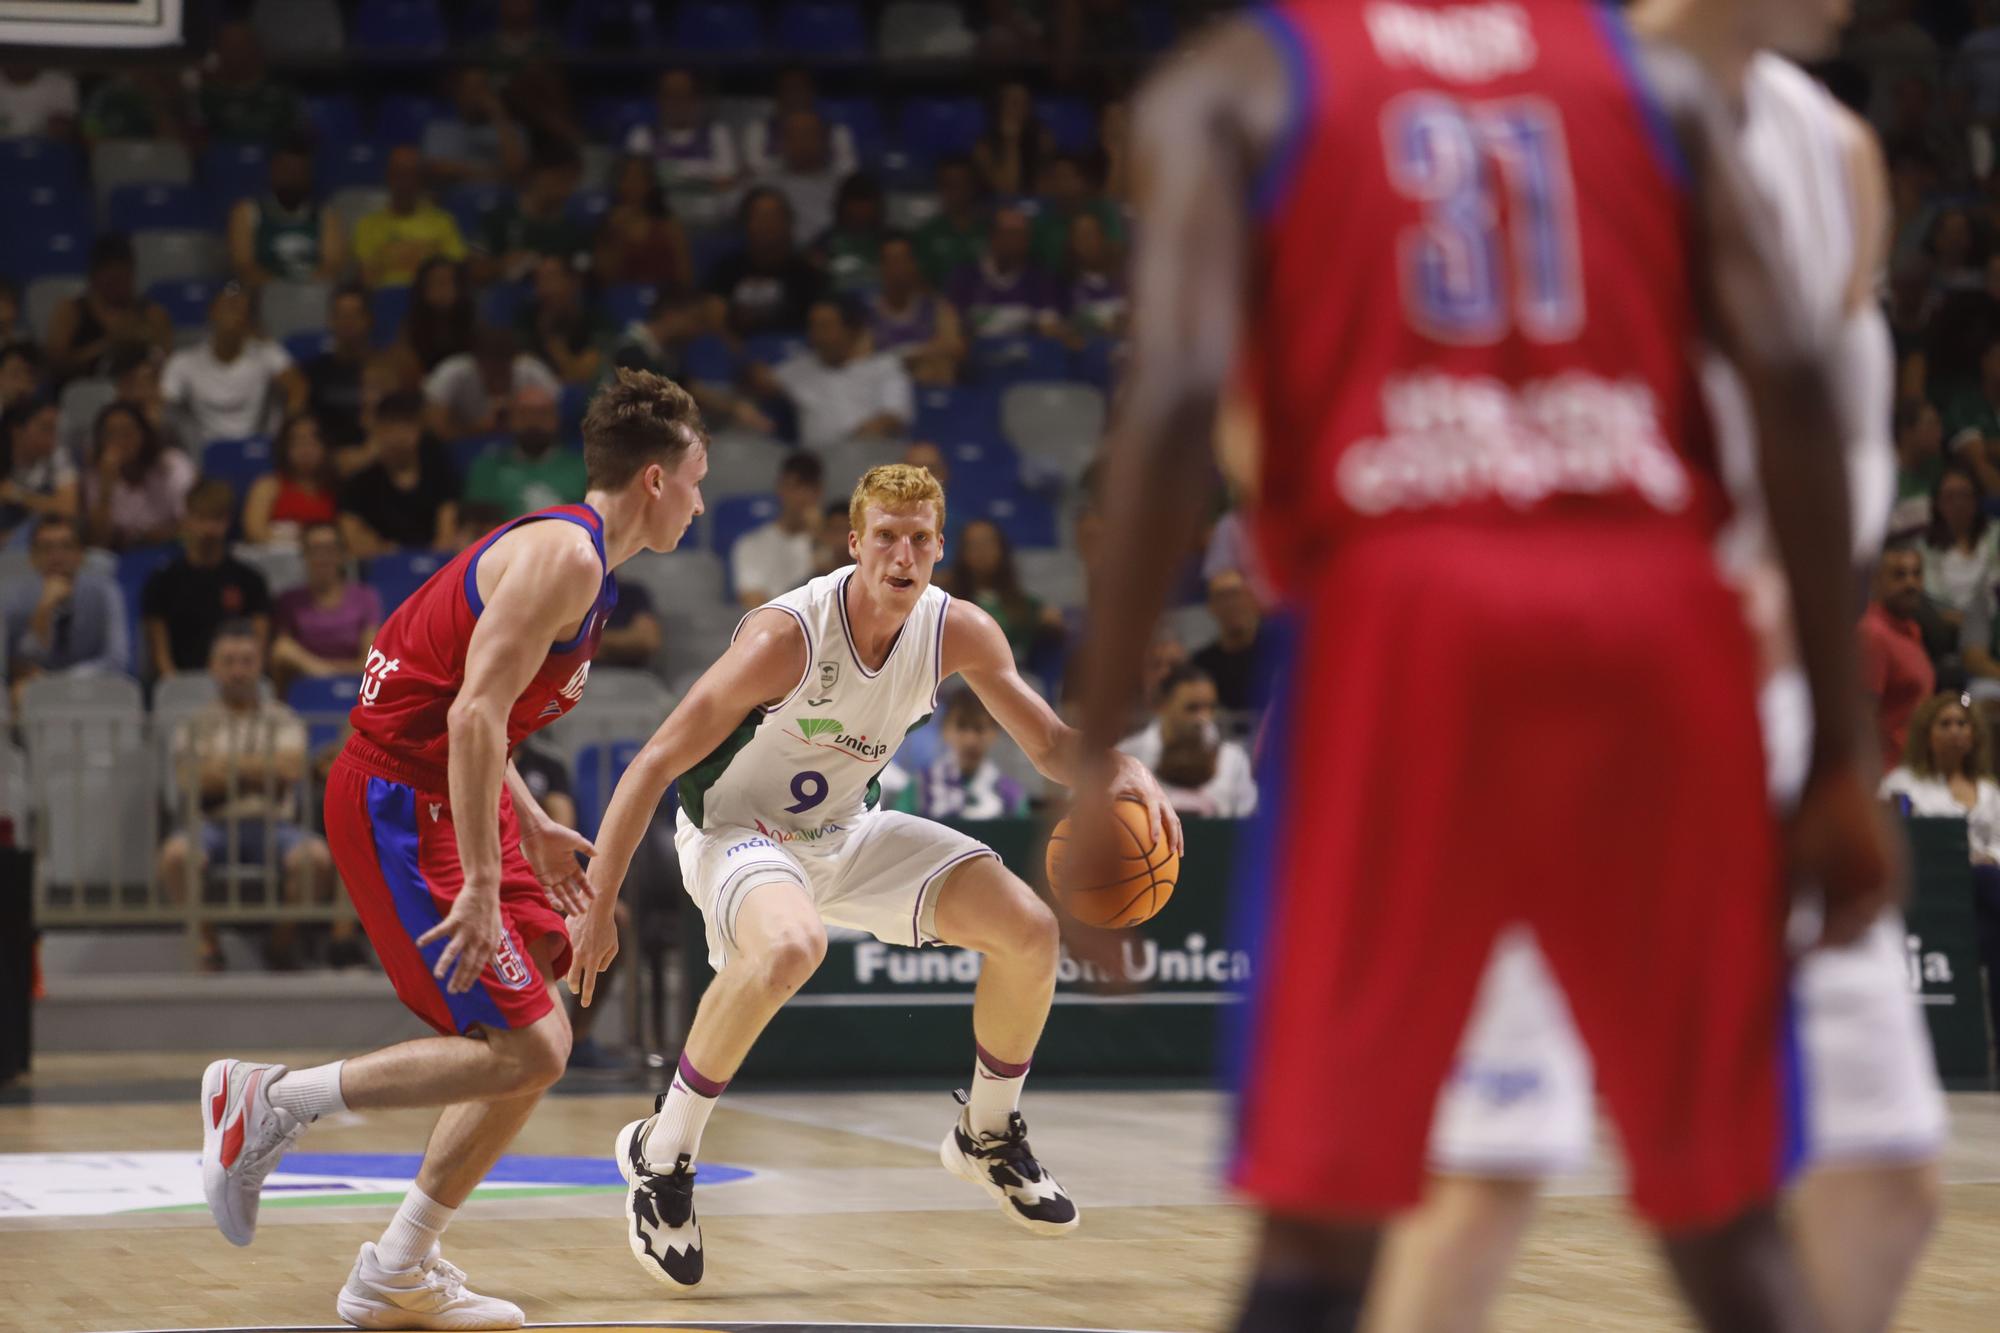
[4,1051,1998,1332]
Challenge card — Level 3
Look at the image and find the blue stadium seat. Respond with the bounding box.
[443,182,512,237]
[107,183,205,233]
[0,137,83,191]
[681,334,739,385]
[352,0,448,53]
[1070,336,1123,391]
[376,95,447,148]
[450,432,507,477]
[300,95,364,148]
[584,95,655,145]
[478,280,524,329]
[913,383,1002,441]
[287,676,363,754]
[283,331,330,364]
[776,3,869,57]
[1036,96,1097,154]
[710,494,780,558]
[318,141,388,193]
[964,485,1057,549]
[743,333,806,367]
[821,97,888,164]
[1133,1,1177,51]
[572,739,644,839]
[673,1,765,54]
[970,334,1071,386]
[201,437,276,499]
[604,283,658,328]
[369,287,411,347]
[3,184,92,249]
[559,383,591,436]
[941,436,1022,495]
[364,549,451,614]
[201,142,271,209]
[10,226,91,282]
[566,0,663,49]
[148,278,224,330]
[565,188,612,229]
[898,97,985,163]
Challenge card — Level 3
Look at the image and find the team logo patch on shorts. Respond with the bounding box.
[492,933,534,989]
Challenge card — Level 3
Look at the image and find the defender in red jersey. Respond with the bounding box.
[1076,3,1893,1332]
[196,370,708,1330]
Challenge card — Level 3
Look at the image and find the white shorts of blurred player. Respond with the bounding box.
[1430,670,1948,1177]
[677,811,997,972]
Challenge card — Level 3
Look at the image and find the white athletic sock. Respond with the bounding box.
[376,1185,454,1272]
[966,1043,1031,1136]
[641,1054,726,1170]
[268,1060,347,1122]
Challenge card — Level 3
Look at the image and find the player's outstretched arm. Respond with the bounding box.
[946,599,1182,854]
[566,608,807,1005]
[424,527,603,994]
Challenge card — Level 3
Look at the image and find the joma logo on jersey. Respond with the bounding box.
[358,648,400,706]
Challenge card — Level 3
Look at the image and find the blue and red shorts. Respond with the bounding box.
[1229,519,1791,1231]
[325,737,570,1036]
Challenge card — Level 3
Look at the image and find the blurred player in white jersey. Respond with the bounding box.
[1369,3,1944,1331]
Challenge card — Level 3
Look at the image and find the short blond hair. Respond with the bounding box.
[849,463,946,536]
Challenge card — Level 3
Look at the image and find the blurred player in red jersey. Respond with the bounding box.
[1076,3,1894,1332]
[196,369,708,1330]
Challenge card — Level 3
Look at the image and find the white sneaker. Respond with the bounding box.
[200,1058,306,1246]
[940,1097,1079,1236]
[613,1098,703,1288]
[336,1241,524,1330]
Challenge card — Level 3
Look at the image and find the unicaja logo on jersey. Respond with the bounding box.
[794,716,890,762]
[797,718,843,741]
[358,648,400,706]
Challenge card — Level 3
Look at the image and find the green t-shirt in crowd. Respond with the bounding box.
[81,77,165,140]
[820,228,884,296]
[199,81,301,146]
[1030,199,1126,273]
[1944,387,2000,449]
[914,215,988,290]
[465,447,590,518]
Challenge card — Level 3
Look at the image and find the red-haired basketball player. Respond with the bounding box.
[196,369,708,1330]
[1077,3,1894,1332]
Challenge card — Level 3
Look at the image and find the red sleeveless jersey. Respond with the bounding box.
[1242,0,1722,594]
[346,504,616,784]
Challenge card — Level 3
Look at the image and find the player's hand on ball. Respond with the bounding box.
[1792,760,1902,948]
[417,890,504,994]
[564,904,620,1008]
[1107,752,1183,856]
[521,818,597,916]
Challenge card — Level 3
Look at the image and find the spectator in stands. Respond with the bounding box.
[195,21,300,146]
[610,287,769,432]
[731,451,824,608]
[0,397,78,546]
[1099,97,1132,202]
[1059,212,1130,349]
[1955,0,2000,122]
[706,187,825,337]
[338,390,458,556]
[903,440,950,485]
[946,517,1062,666]
[598,581,662,669]
[754,298,913,450]
[1944,339,2000,466]
[159,620,334,972]
[625,67,740,192]
[1880,692,2000,859]
[1893,396,1948,536]
[0,64,77,138]
[142,479,272,678]
[812,499,852,577]
[0,342,43,412]
[423,66,528,186]
[815,173,890,295]
[227,137,344,289]
[517,255,608,385]
[476,145,592,283]
[464,382,585,517]
[514,736,576,829]
[951,206,1060,342]
[243,414,339,546]
[1192,570,1273,716]
[84,401,195,551]
[867,236,966,387]
[396,257,477,377]
[106,340,173,440]
[423,327,559,441]
[596,154,694,289]
[973,81,1053,198]
[160,284,306,447]
[1031,153,1126,272]
[916,157,989,291]
[1927,208,1986,303]
[270,523,382,690]
[743,68,858,178]
[756,108,844,245]
[1863,540,1941,768]
[3,515,129,707]
[79,67,185,144]
[0,281,21,347]
[450,500,508,552]
[46,236,173,385]
[1118,663,1258,818]
[354,146,470,290]
[904,688,1028,820]
[1922,464,2000,635]
[475,0,561,74]
[303,286,373,448]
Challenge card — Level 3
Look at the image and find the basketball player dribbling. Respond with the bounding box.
[1077,3,1895,1332]
[565,463,1178,1289]
[1371,4,1947,1331]
[196,370,708,1330]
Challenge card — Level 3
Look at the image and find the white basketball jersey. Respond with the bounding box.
[677,566,950,840]
[1709,53,1895,575]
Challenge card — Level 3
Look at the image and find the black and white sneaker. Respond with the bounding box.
[613,1098,703,1289]
[939,1096,1079,1236]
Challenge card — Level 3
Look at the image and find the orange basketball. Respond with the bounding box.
[1045,799,1179,928]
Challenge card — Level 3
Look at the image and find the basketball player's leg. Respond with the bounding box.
[1366,1177,1538,1333]
[931,853,1059,1068]
[1793,1164,1940,1333]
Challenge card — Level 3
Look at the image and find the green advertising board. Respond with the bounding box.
[1903,819,1992,1089]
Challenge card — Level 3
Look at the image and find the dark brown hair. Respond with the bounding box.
[579,368,705,490]
[92,399,165,486]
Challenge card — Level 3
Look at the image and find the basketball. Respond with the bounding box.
[1045,799,1180,928]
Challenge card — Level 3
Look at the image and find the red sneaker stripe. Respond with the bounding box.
[219,1069,259,1169]
[210,1066,228,1128]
